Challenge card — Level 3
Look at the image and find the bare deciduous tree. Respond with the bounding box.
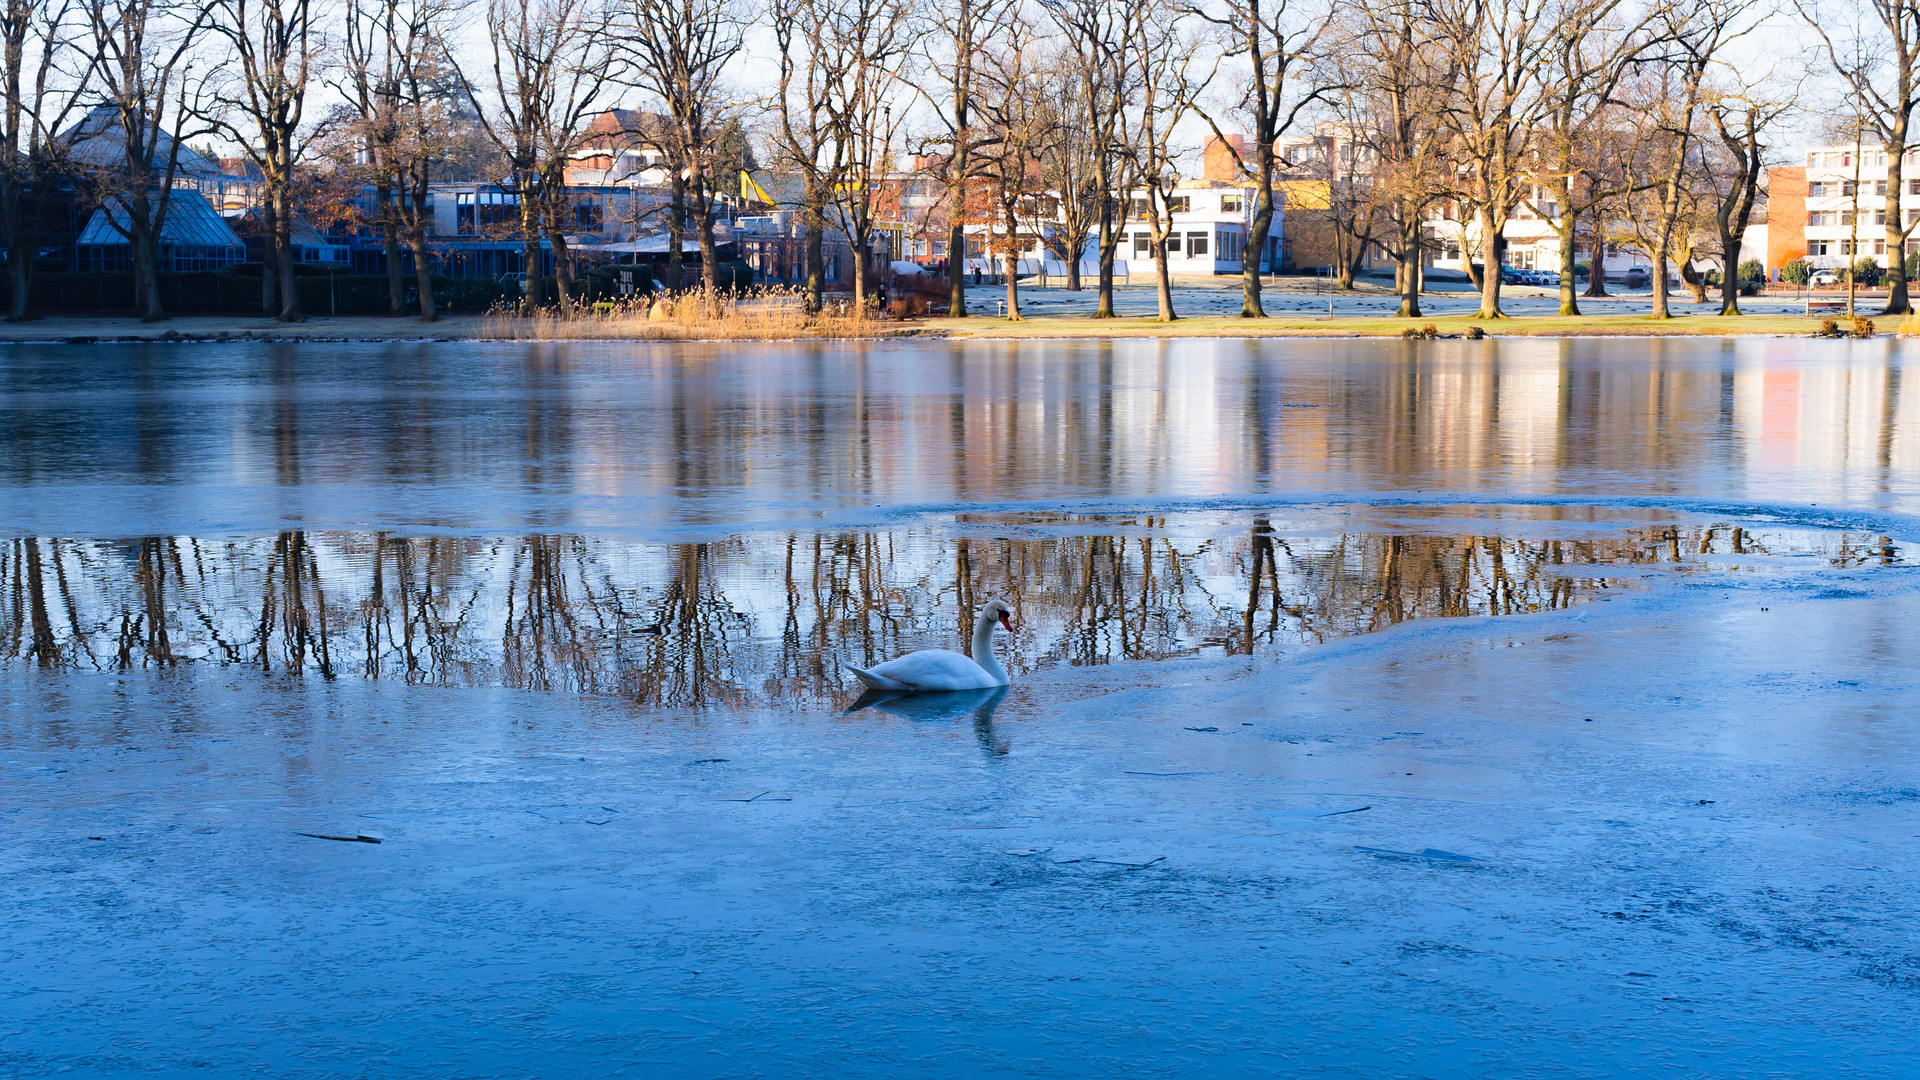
[205,0,317,322]
[1043,0,1140,317]
[916,0,1016,313]
[1797,0,1920,314]
[2,0,91,321]
[81,0,210,322]
[1194,0,1333,318]
[1423,0,1569,319]
[455,0,620,314]
[616,0,746,292]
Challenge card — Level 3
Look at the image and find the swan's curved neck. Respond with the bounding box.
[970,612,1009,684]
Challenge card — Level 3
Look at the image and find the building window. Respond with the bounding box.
[1875,180,1888,195]
[456,191,518,234]
[1809,211,1834,226]
[1166,232,1183,254]
[1132,231,1151,255]
[1167,196,1190,214]
[1131,197,1150,219]
[1187,231,1208,257]
[1809,181,1828,197]
[1221,194,1242,214]
[1842,180,1856,196]
[572,202,603,228]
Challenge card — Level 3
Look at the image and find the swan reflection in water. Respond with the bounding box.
[844,684,1007,723]
[844,685,1010,754]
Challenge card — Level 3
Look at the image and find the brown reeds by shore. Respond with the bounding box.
[477,287,921,340]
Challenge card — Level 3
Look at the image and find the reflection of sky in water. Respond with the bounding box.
[0,338,1916,538]
[3,514,1899,708]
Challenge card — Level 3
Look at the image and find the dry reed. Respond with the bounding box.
[478,286,918,340]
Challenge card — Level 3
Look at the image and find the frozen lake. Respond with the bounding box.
[4,339,1918,1077]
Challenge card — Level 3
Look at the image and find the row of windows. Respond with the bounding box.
[1808,208,1920,227]
[1128,229,1246,259]
[1806,179,1920,197]
[1807,238,1920,257]
[1807,150,1909,168]
[1126,194,1244,217]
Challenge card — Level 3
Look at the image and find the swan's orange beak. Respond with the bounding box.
[999,612,1013,632]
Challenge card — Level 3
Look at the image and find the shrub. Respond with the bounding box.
[1849,256,1884,287]
[1781,257,1812,286]
[1817,318,1843,338]
[1400,326,1421,340]
[1737,259,1766,295]
[1853,316,1876,338]
[1464,325,1486,340]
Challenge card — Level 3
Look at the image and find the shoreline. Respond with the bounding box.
[0,309,1903,343]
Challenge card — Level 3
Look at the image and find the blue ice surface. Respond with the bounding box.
[4,557,1916,1078]
[5,337,1919,1075]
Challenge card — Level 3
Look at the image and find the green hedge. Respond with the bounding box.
[2,270,510,315]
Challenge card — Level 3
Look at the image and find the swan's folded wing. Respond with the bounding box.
[866,649,997,691]
[843,662,911,691]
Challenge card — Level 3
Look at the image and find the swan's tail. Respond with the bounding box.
[843,662,910,691]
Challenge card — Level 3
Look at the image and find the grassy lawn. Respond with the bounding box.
[929,311,1915,339]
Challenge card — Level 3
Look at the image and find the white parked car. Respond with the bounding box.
[1810,269,1839,287]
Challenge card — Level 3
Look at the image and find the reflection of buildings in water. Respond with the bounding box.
[2,520,1887,710]
[4,344,1915,529]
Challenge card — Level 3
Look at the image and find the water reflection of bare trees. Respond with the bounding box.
[0,521,1893,708]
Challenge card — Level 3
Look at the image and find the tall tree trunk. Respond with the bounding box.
[1242,145,1274,317]
[1650,235,1672,319]
[695,181,720,292]
[1095,203,1118,317]
[377,182,405,315]
[1886,122,1911,315]
[1717,228,1742,316]
[130,191,166,322]
[1584,235,1610,298]
[804,216,824,313]
[409,224,436,323]
[1001,205,1021,320]
[852,216,869,315]
[274,187,303,322]
[948,219,967,315]
[1555,202,1581,316]
[518,178,544,311]
[666,173,685,292]
[1395,216,1421,318]
[1679,250,1707,303]
[3,177,41,321]
[1474,207,1505,318]
[1152,222,1175,321]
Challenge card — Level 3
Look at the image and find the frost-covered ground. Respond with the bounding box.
[4,533,1916,1078]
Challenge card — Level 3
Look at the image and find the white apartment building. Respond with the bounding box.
[963,180,1280,278]
[1793,145,1920,268]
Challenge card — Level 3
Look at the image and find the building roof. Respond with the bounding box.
[59,107,224,178]
[76,190,246,250]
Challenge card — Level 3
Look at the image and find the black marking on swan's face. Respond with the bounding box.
[983,599,1013,631]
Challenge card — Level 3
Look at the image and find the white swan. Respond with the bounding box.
[844,599,1014,692]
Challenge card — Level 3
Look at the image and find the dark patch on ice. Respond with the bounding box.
[1853,955,1920,990]
[1355,846,1480,863]
[1809,588,1870,599]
